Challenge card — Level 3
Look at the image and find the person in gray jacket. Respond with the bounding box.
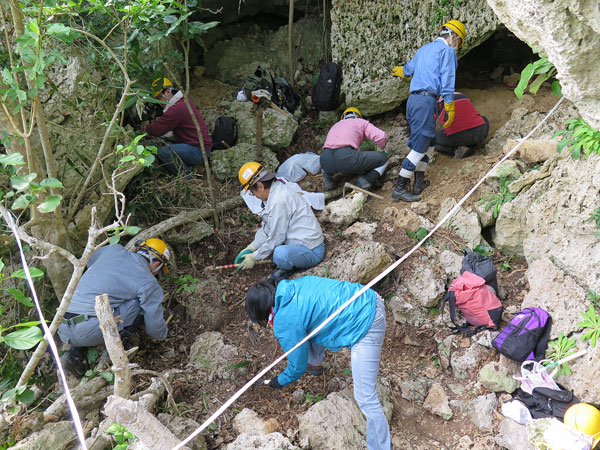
[58,239,170,377]
[235,161,325,280]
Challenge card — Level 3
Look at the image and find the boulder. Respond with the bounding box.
[398,376,431,403]
[228,101,299,149]
[450,342,488,380]
[226,432,299,450]
[188,332,239,377]
[176,279,229,328]
[438,250,463,283]
[423,383,453,420]
[209,143,279,180]
[479,361,520,393]
[157,414,207,450]
[402,256,446,308]
[466,393,497,430]
[382,206,434,232]
[320,192,365,228]
[342,221,377,240]
[233,408,279,436]
[486,159,523,188]
[387,295,431,328]
[495,418,530,450]
[438,197,486,248]
[509,138,559,164]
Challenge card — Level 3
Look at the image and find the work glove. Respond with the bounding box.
[234,245,254,264]
[239,252,256,270]
[443,101,455,129]
[257,378,282,389]
[392,66,409,79]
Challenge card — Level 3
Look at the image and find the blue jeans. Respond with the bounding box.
[401,94,437,175]
[157,143,210,176]
[272,242,325,271]
[351,296,390,450]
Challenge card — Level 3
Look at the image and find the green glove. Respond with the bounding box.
[239,252,256,270]
[234,245,254,264]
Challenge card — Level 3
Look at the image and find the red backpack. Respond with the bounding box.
[441,271,503,335]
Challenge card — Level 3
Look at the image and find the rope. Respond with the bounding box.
[5,213,88,449]
[174,96,566,450]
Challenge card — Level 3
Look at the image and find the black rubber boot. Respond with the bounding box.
[413,171,430,195]
[321,169,335,191]
[391,175,421,202]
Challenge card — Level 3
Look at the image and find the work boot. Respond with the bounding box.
[454,146,472,158]
[412,171,430,195]
[267,268,294,281]
[60,349,86,378]
[391,175,421,202]
[97,348,111,371]
[307,364,324,376]
[321,169,335,191]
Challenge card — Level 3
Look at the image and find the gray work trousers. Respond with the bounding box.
[320,146,387,179]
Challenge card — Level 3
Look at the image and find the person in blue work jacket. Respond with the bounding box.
[246,276,390,450]
[391,19,466,202]
[58,239,170,377]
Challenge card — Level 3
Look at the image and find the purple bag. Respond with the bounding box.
[492,307,552,362]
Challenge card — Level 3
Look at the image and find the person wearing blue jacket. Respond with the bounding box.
[58,239,170,377]
[391,19,466,202]
[246,276,389,450]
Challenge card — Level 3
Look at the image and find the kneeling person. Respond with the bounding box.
[235,162,325,280]
[58,239,170,377]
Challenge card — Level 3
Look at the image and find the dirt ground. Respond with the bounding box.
[68,83,558,449]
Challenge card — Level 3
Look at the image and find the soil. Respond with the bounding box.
[70,83,556,449]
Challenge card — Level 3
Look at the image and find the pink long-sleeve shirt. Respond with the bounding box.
[322,118,387,150]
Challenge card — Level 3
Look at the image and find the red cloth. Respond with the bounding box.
[145,98,212,150]
[438,93,485,136]
[449,271,502,328]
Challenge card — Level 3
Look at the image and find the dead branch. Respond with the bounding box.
[131,369,177,414]
[43,377,111,422]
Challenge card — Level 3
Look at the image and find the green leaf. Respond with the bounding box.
[100,371,114,382]
[11,267,44,279]
[124,226,141,235]
[10,173,37,191]
[224,360,250,370]
[16,388,35,403]
[109,235,120,245]
[4,326,43,350]
[6,289,33,307]
[38,195,62,213]
[529,72,550,95]
[40,178,64,189]
[87,348,99,364]
[1,388,18,402]
[27,19,40,35]
[514,63,534,99]
[0,153,26,166]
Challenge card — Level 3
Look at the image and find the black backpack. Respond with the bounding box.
[312,62,342,111]
[211,117,238,150]
[243,66,278,105]
[274,77,300,113]
[461,248,499,295]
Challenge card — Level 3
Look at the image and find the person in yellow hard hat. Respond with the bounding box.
[235,162,325,280]
[145,77,213,177]
[319,107,389,192]
[58,238,171,377]
[391,19,466,202]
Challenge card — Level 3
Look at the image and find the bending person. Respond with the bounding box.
[235,162,325,280]
[320,107,388,191]
[246,276,390,450]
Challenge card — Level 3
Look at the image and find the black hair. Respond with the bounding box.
[245,278,279,327]
[250,177,275,191]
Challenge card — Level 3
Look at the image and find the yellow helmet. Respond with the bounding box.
[152,77,173,97]
[564,403,600,448]
[341,107,362,120]
[135,238,170,274]
[238,161,276,192]
[442,20,466,46]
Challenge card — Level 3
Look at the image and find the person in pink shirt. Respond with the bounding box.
[320,107,388,191]
[145,78,212,177]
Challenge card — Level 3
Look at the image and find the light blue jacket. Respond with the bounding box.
[273,276,377,386]
[68,244,167,339]
[404,37,457,105]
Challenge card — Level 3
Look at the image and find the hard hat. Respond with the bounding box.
[341,107,362,120]
[135,238,170,274]
[238,161,276,192]
[442,20,466,46]
[152,77,173,97]
[564,403,600,448]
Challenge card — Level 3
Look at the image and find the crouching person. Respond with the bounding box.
[246,276,390,450]
[58,239,170,377]
[235,162,325,280]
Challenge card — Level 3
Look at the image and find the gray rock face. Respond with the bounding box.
[423,383,453,420]
[226,432,300,450]
[451,342,488,380]
[233,409,279,437]
[485,0,600,130]
[561,343,600,404]
[438,198,486,248]
[387,295,431,328]
[403,256,446,308]
[438,250,463,283]
[479,361,520,393]
[320,192,365,228]
[342,222,377,240]
[495,418,530,450]
[188,331,238,374]
[329,0,500,115]
[398,376,431,402]
[467,393,498,430]
[209,143,279,180]
[301,241,392,285]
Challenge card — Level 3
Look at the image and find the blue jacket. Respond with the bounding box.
[273,276,377,386]
[68,244,168,339]
[404,37,457,104]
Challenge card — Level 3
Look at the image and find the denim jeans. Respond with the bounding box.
[272,242,325,271]
[351,295,390,450]
[157,143,210,176]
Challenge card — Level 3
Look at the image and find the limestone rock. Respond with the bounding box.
[176,279,229,328]
[509,138,559,164]
[558,343,600,404]
[157,414,207,450]
[188,332,238,374]
[474,186,497,228]
[467,393,498,430]
[209,143,279,180]
[342,221,377,240]
[423,383,453,420]
[438,198,486,248]
[527,417,594,450]
[233,408,279,436]
[402,256,446,308]
[451,342,488,380]
[228,101,298,149]
[438,250,463,283]
[226,432,300,450]
[387,295,430,328]
[486,159,523,188]
[320,192,365,228]
[382,206,434,232]
[398,377,430,403]
[495,418,530,450]
[479,361,520,394]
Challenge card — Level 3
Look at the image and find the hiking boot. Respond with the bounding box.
[412,171,430,195]
[97,348,111,371]
[267,269,294,281]
[356,176,372,192]
[321,170,335,191]
[391,175,420,202]
[60,351,85,378]
[307,364,324,376]
[454,146,471,158]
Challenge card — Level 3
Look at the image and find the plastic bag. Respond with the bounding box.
[513,360,559,395]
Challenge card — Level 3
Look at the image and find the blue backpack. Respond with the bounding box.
[492,307,552,362]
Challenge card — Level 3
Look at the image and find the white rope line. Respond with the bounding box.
[173,95,565,450]
[5,213,88,450]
